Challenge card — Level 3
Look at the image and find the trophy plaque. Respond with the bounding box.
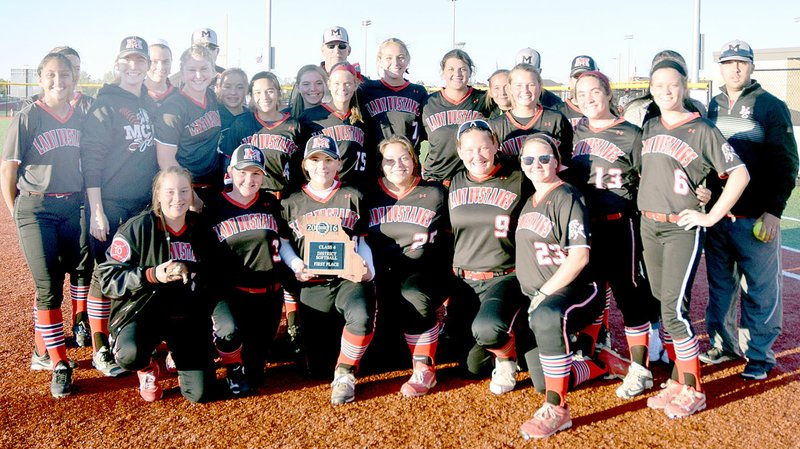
[300,215,367,282]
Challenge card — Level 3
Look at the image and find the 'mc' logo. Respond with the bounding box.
[126,38,143,50]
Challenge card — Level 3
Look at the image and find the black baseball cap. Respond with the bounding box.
[570,55,597,78]
[304,135,340,159]
[118,36,149,60]
[230,144,266,174]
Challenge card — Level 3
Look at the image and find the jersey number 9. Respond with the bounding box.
[495,215,511,238]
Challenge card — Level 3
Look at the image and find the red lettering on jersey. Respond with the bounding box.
[169,241,197,262]
[186,110,221,137]
[642,134,698,167]
[449,187,517,210]
[517,212,554,238]
[368,205,435,227]
[32,128,81,155]
[245,133,298,155]
[573,137,626,163]
[424,110,483,132]
[318,125,365,146]
[365,96,421,117]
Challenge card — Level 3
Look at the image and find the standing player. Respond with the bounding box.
[217,68,248,146]
[298,62,369,188]
[289,65,328,118]
[279,135,376,405]
[638,60,749,418]
[448,119,529,394]
[145,39,176,106]
[556,55,597,129]
[702,40,798,380]
[514,48,563,109]
[155,45,221,205]
[365,136,449,397]
[81,36,158,377]
[421,49,488,184]
[485,69,511,119]
[1,53,84,397]
[360,38,428,152]
[489,63,572,163]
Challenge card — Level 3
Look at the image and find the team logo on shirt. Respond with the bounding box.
[32,128,81,155]
[364,96,421,117]
[121,108,154,152]
[108,236,131,262]
[739,105,752,119]
[368,205,436,227]
[568,220,586,240]
[424,110,483,132]
[449,187,518,210]
[213,213,279,242]
[721,142,738,163]
[317,125,365,145]
[186,110,221,136]
[244,134,298,155]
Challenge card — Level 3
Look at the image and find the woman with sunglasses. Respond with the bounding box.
[448,119,529,394]
[422,50,489,184]
[515,134,604,439]
[638,60,748,419]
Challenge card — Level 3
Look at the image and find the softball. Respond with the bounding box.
[752,219,767,242]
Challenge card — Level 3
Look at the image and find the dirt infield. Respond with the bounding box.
[1,210,798,449]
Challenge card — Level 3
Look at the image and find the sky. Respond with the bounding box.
[1,0,798,87]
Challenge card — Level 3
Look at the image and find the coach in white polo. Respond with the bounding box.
[702,39,798,380]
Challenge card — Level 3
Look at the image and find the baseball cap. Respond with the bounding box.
[718,40,754,63]
[150,38,170,48]
[515,48,541,71]
[192,28,218,47]
[570,55,597,78]
[230,144,267,174]
[323,26,349,45]
[117,36,149,60]
[304,135,340,159]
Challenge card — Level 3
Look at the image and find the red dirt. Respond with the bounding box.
[1,210,798,449]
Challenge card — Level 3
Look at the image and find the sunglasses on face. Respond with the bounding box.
[456,119,491,140]
[327,43,348,50]
[205,44,219,51]
[521,154,554,166]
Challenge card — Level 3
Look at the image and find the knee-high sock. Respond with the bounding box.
[660,326,675,361]
[87,293,111,352]
[570,356,607,388]
[70,281,88,323]
[625,323,651,366]
[36,308,67,364]
[603,284,613,329]
[337,328,374,368]
[32,305,46,355]
[540,352,572,406]
[216,342,243,366]
[673,335,702,390]
[404,322,440,366]
[487,331,516,361]
[283,290,298,327]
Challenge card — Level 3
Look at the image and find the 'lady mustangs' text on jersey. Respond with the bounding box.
[155,90,221,185]
[222,112,300,192]
[489,106,573,162]
[571,118,642,216]
[359,79,428,150]
[203,191,289,288]
[422,88,488,181]
[299,105,369,187]
[365,178,447,269]
[3,100,83,193]
[281,181,367,260]
[515,182,591,297]
[449,163,528,272]
[638,113,744,214]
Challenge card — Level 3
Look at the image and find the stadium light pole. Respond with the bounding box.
[362,20,372,75]
[624,35,634,81]
[450,0,457,48]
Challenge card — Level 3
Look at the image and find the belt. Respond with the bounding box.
[454,267,515,281]
[642,211,681,224]
[192,183,213,189]
[21,191,76,198]
[235,282,281,294]
[591,212,624,222]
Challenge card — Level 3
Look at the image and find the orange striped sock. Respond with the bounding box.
[337,328,374,367]
[570,357,607,388]
[70,280,88,323]
[404,322,440,365]
[540,353,571,406]
[87,292,110,352]
[36,308,67,365]
[625,323,650,366]
[661,328,676,362]
[487,332,516,361]
[673,335,702,390]
[32,304,46,355]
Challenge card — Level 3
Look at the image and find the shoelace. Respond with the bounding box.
[141,371,157,390]
[671,387,697,408]
[621,368,647,390]
[53,368,69,383]
[533,404,558,421]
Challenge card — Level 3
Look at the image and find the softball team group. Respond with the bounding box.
[2,26,765,440]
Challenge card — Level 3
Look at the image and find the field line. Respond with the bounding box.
[781,215,800,223]
[782,271,800,281]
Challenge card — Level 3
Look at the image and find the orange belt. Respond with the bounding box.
[454,267,515,281]
[592,212,624,222]
[235,282,281,294]
[642,211,681,224]
[22,191,75,198]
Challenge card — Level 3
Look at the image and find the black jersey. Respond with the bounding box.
[3,100,83,193]
[281,181,367,260]
[421,88,488,181]
[155,90,221,185]
[222,112,301,193]
[203,191,288,288]
[540,89,564,109]
[147,82,178,107]
[571,118,642,216]
[359,79,428,150]
[555,99,585,130]
[365,178,447,270]
[448,163,528,272]
[515,182,591,297]
[489,107,573,164]
[299,105,370,188]
[638,113,745,214]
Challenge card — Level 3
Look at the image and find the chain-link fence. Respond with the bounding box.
[751,68,800,126]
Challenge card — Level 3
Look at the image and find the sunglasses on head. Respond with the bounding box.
[456,119,491,140]
[521,154,554,166]
[327,43,348,50]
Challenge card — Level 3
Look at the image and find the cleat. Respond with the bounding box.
[92,347,125,377]
[740,362,768,380]
[489,359,517,395]
[137,362,163,402]
[647,379,683,410]
[699,347,738,365]
[165,351,177,373]
[72,321,91,348]
[226,364,251,395]
[598,347,630,380]
[31,349,77,371]
[519,403,572,439]
[615,362,654,399]
[664,384,706,418]
[50,361,73,398]
[400,362,437,398]
[330,368,355,405]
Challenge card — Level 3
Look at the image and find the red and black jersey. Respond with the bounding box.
[515,182,591,297]
[489,107,573,163]
[638,113,745,214]
[571,118,642,216]
[147,82,178,107]
[359,79,428,151]
[448,163,529,272]
[222,112,301,193]
[299,105,370,188]
[365,178,448,270]
[203,191,289,288]
[3,100,84,193]
[421,87,488,182]
[555,99,585,130]
[155,90,221,185]
[281,181,367,260]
